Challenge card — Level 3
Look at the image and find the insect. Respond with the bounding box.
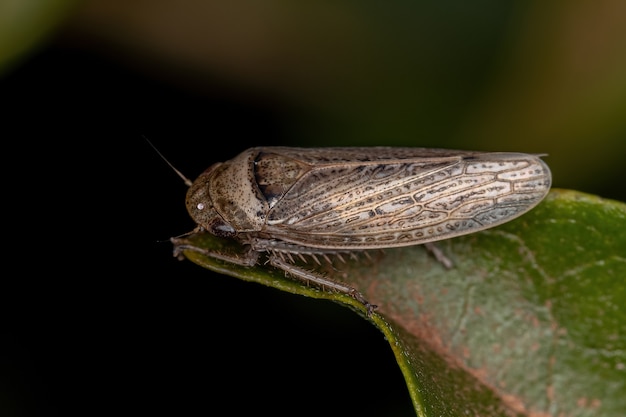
[171,146,551,314]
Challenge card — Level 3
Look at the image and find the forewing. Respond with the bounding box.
[260,149,551,250]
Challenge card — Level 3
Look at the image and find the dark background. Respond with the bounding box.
[3,2,626,416]
[2,42,414,417]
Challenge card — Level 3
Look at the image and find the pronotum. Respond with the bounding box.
[170,146,551,314]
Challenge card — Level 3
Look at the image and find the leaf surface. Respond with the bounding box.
[175,189,626,417]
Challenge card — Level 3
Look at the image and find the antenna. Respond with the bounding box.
[143,135,193,187]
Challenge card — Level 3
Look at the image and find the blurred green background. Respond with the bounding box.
[3,0,626,199]
[2,1,625,417]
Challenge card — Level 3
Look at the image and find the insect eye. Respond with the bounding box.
[209,218,236,238]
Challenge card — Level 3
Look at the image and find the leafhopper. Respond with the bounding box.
[171,147,551,313]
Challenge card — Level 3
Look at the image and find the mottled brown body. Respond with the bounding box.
[176,147,551,313]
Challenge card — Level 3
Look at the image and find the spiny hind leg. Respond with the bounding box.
[269,255,377,316]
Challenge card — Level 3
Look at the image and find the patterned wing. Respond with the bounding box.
[256,148,551,250]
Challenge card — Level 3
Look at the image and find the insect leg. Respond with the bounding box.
[269,256,377,315]
[423,242,454,269]
[171,237,260,267]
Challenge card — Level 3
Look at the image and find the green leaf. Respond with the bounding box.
[174,189,626,417]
